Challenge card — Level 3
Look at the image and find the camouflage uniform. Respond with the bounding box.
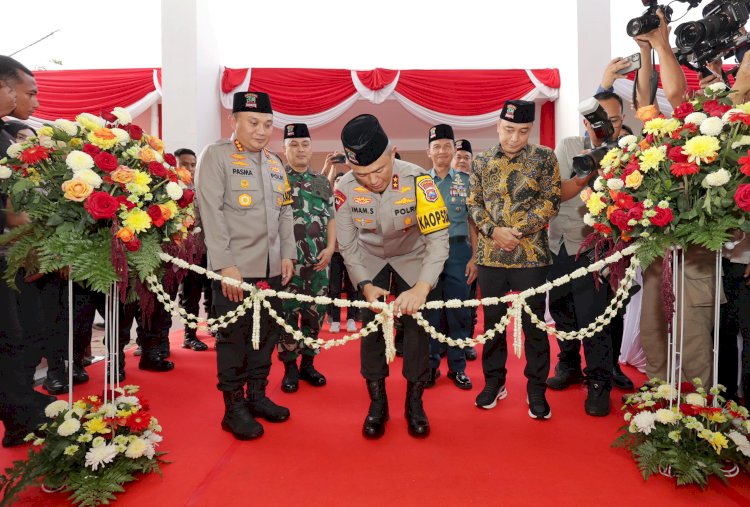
[278,165,334,361]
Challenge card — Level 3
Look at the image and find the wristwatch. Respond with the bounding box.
[486,225,495,237]
[357,280,372,292]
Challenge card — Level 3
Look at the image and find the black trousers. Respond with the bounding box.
[718,259,750,402]
[548,246,613,382]
[328,252,356,322]
[180,253,212,338]
[213,276,283,391]
[477,264,549,393]
[0,258,47,430]
[359,265,430,383]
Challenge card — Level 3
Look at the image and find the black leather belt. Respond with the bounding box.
[449,235,468,245]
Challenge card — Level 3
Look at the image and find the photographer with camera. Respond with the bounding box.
[546,91,630,417]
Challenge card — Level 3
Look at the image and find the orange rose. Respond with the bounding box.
[147,136,164,152]
[635,105,659,123]
[638,138,651,151]
[115,227,134,243]
[61,179,93,202]
[93,128,116,141]
[176,167,193,185]
[140,147,157,163]
[111,166,136,184]
[158,204,172,220]
[606,205,616,220]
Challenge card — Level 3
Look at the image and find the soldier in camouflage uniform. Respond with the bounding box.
[278,123,336,393]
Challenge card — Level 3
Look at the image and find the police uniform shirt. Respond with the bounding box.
[548,136,592,256]
[195,138,297,279]
[429,167,469,239]
[334,159,450,288]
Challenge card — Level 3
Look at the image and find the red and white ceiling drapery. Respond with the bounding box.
[221,67,561,147]
[24,68,162,128]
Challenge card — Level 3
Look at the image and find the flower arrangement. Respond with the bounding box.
[581,84,750,266]
[0,107,200,297]
[0,385,166,506]
[613,378,750,488]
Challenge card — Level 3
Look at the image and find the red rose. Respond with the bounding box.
[739,150,750,177]
[703,99,731,117]
[593,223,612,235]
[672,101,694,120]
[127,124,143,141]
[115,195,135,210]
[82,143,101,156]
[680,382,696,394]
[100,110,117,123]
[650,206,674,227]
[609,209,632,231]
[84,191,120,220]
[679,404,702,416]
[147,204,166,227]
[168,172,178,183]
[147,161,168,179]
[177,188,195,208]
[125,237,141,251]
[18,146,50,164]
[102,175,114,185]
[735,184,750,211]
[621,156,641,179]
[93,152,118,173]
[667,145,688,163]
[627,202,645,221]
[163,153,177,166]
[256,281,271,290]
[669,162,700,177]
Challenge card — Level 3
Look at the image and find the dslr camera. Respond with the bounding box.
[675,0,750,69]
[627,0,674,36]
[572,98,619,179]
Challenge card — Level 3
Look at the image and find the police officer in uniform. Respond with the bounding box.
[468,100,561,420]
[278,123,334,393]
[335,114,449,439]
[423,124,477,390]
[196,91,295,440]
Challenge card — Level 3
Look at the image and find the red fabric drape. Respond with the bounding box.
[394,69,536,116]
[530,68,561,88]
[32,68,157,120]
[240,68,356,115]
[221,67,249,94]
[540,101,555,149]
[356,68,398,90]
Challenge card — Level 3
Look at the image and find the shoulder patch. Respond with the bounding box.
[416,175,439,203]
[415,174,449,235]
[334,189,346,211]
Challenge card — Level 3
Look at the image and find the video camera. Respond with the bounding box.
[572,98,618,179]
[674,0,750,70]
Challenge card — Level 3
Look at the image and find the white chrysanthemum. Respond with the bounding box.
[685,112,708,126]
[77,433,93,443]
[708,81,728,92]
[618,135,638,149]
[84,443,118,471]
[124,438,147,459]
[74,168,103,188]
[633,411,657,435]
[606,178,624,191]
[668,430,681,442]
[111,128,130,144]
[685,392,707,407]
[144,442,156,459]
[593,177,604,192]
[112,107,132,125]
[66,151,94,172]
[166,181,183,200]
[57,418,81,437]
[76,112,105,129]
[699,116,725,136]
[583,213,595,226]
[92,436,106,447]
[702,168,731,188]
[39,136,56,149]
[728,430,750,457]
[658,200,670,209]
[115,395,140,407]
[53,119,78,136]
[655,408,678,425]
[0,165,11,179]
[64,444,80,456]
[45,400,69,418]
[656,384,676,400]
[6,143,24,158]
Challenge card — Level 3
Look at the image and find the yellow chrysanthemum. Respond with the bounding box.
[736,102,750,114]
[638,146,666,173]
[683,135,720,164]
[122,208,152,233]
[87,128,118,150]
[643,117,681,137]
[26,167,42,185]
[37,126,54,137]
[164,201,179,220]
[600,148,623,170]
[705,411,727,424]
[133,170,152,187]
[76,113,103,132]
[69,138,83,148]
[700,430,729,455]
[586,192,607,216]
[83,417,111,435]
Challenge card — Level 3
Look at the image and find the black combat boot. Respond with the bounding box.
[611,364,634,390]
[43,358,68,395]
[281,360,300,393]
[138,347,174,372]
[546,362,584,390]
[299,355,326,387]
[246,379,290,422]
[363,379,389,439]
[221,389,263,440]
[585,380,611,417]
[405,381,430,438]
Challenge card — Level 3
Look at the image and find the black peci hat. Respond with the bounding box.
[500,100,535,123]
[455,139,472,154]
[341,114,389,166]
[283,123,310,139]
[428,124,454,144]
[233,91,273,114]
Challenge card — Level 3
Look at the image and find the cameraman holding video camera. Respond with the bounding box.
[546,91,629,416]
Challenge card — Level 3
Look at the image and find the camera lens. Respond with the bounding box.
[572,155,596,178]
[675,22,706,51]
[626,18,644,37]
[626,13,661,37]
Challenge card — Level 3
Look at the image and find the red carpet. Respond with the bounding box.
[3,323,750,507]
